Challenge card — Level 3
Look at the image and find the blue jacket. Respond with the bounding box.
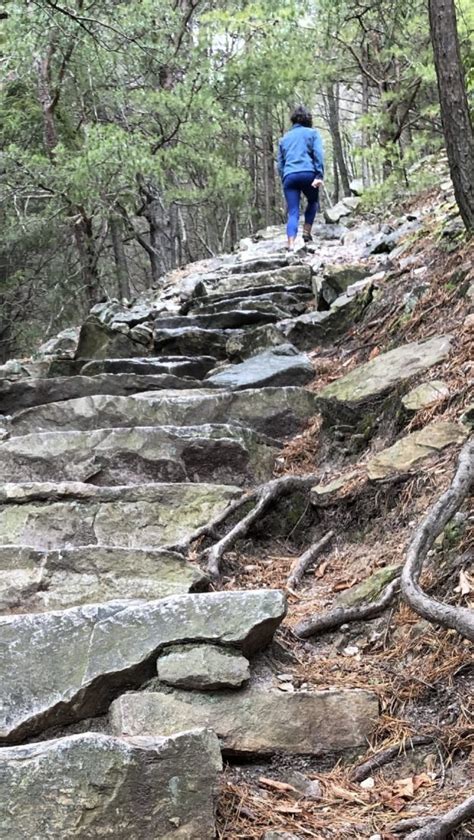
[277,125,324,182]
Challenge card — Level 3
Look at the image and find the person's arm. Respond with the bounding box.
[277,140,285,180]
[310,130,324,179]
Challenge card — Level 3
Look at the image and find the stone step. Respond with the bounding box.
[80,355,217,379]
[192,282,313,307]
[227,254,295,275]
[0,482,241,550]
[110,686,379,757]
[0,589,286,742]
[154,309,281,331]
[205,345,314,390]
[0,423,278,485]
[187,292,306,318]
[9,387,318,439]
[0,544,207,613]
[0,372,201,414]
[0,731,222,840]
[208,264,311,296]
[153,326,228,357]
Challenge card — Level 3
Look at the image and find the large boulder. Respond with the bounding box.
[206,345,313,390]
[75,318,151,360]
[0,589,286,742]
[0,373,201,413]
[0,545,207,613]
[316,335,453,428]
[0,482,241,550]
[110,686,379,756]
[9,387,318,440]
[0,424,278,485]
[0,729,222,839]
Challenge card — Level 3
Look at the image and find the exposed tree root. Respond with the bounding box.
[294,577,400,638]
[287,530,335,592]
[402,794,474,839]
[203,474,319,578]
[350,735,434,783]
[401,438,474,642]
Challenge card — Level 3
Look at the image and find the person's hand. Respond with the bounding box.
[312,178,323,188]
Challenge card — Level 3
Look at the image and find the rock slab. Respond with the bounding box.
[206,345,313,390]
[156,644,250,690]
[0,589,286,743]
[0,729,222,839]
[110,687,378,756]
[0,545,207,613]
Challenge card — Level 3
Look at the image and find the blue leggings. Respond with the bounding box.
[283,171,320,238]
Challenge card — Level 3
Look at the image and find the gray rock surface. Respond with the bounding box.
[0,729,222,839]
[226,325,288,360]
[0,423,277,485]
[153,326,229,358]
[10,387,318,439]
[206,345,313,390]
[0,482,241,549]
[110,686,378,756]
[216,264,311,296]
[157,644,250,689]
[75,318,152,360]
[0,372,201,413]
[401,379,449,410]
[0,589,286,742]
[80,355,217,379]
[0,545,207,613]
[280,281,372,349]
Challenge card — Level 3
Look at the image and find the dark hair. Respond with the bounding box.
[290,105,313,127]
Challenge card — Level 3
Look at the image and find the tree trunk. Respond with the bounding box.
[73,212,101,307]
[428,0,474,231]
[262,107,276,226]
[109,213,130,300]
[326,83,351,195]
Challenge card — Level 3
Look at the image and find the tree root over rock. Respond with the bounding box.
[167,473,320,578]
[294,577,400,639]
[400,794,474,839]
[401,438,474,642]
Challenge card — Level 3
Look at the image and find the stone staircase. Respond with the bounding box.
[0,225,461,838]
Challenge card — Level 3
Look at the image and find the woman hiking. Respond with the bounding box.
[277,105,324,251]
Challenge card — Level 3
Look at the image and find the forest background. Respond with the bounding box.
[0,0,473,360]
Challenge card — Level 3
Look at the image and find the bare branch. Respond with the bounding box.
[403,794,474,839]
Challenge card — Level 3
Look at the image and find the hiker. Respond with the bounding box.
[277,105,324,251]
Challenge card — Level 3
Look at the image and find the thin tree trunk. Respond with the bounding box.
[428,0,474,231]
[361,47,370,186]
[326,83,351,195]
[109,213,130,300]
